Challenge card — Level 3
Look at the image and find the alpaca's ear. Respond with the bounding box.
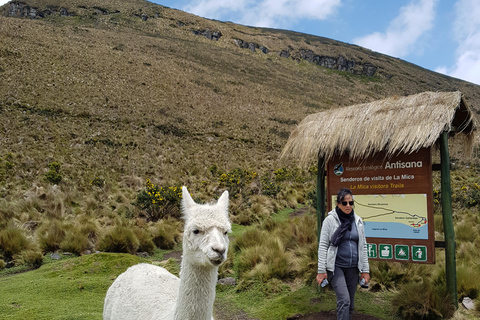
[216,190,229,215]
[181,186,196,213]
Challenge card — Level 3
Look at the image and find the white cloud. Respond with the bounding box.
[0,0,10,5]
[184,0,342,28]
[353,0,437,58]
[436,0,480,85]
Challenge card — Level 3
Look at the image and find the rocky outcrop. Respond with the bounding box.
[298,49,377,76]
[279,50,289,58]
[4,1,71,18]
[192,29,222,41]
[234,42,377,76]
[4,2,145,20]
[233,39,269,54]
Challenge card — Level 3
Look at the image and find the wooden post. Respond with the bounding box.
[316,155,326,242]
[440,131,458,308]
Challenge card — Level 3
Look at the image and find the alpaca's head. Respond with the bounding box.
[181,186,231,267]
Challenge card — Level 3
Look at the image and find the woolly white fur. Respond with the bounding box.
[103,186,231,320]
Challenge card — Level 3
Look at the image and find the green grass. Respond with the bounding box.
[272,206,295,222]
[216,281,397,320]
[0,251,392,320]
[0,253,139,320]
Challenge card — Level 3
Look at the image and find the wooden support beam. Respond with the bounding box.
[316,155,326,242]
[440,131,458,308]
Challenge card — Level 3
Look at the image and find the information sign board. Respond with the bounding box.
[327,148,435,263]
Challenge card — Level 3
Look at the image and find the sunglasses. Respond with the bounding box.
[341,201,354,206]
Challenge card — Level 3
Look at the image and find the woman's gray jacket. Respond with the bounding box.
[317,209,370,274]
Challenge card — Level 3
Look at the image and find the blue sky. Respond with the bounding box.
[1,0,478,85]
[150,0,480,86]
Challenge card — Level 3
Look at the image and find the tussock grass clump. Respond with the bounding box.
[456,241,479,260]
[0,226,29,260]
[369,261,408,290]
[98,224,140,254]
[150,219,182,250]
[232,212,319,283]
[55,215,102,255]
[37,219,66,253]
[134,226,156,254]
[60,231,90,255]
[237,236,295,281]
[392,276,455,320]
[231,195,280,226]
[17,249,43,269]
[454,211,480,242]
[0,199,15,228]
[280,214,317,249]
[234,226,266,251]
[456,260,480,300]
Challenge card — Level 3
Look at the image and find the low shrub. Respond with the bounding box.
[219,168,258,197]
[0,258,5,269]
[44,162,63,184]
[134,180,182,221]
[260,173,281,197]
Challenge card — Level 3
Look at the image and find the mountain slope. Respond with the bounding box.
[1,0,479,189]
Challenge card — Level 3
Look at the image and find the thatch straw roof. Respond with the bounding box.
[281,91,476,167]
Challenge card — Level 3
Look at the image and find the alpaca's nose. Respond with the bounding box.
[212,246,226,255]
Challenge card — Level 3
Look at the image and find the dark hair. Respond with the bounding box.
[336,187,353,204]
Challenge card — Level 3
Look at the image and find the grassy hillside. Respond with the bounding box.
[1,0,480,319]
[1,0,479,208]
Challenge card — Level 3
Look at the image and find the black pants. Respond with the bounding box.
[327,266,358,320]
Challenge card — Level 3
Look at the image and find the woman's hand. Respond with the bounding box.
[360,272,370,284]
[316,273,327,285]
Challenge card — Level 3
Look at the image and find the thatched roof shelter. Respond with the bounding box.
[281,91,476,167]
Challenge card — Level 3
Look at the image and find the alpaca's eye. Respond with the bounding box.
[193,229,200,234]
[224,231,228,236]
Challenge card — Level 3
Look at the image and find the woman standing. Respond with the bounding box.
[316,187,370,320]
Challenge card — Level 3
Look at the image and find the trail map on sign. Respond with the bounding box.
[334,194,428,239]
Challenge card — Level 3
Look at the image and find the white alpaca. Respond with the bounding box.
[103,186,231,320]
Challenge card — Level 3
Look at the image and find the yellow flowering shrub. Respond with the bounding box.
[219,168,258,196]
[134,179,183,221]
